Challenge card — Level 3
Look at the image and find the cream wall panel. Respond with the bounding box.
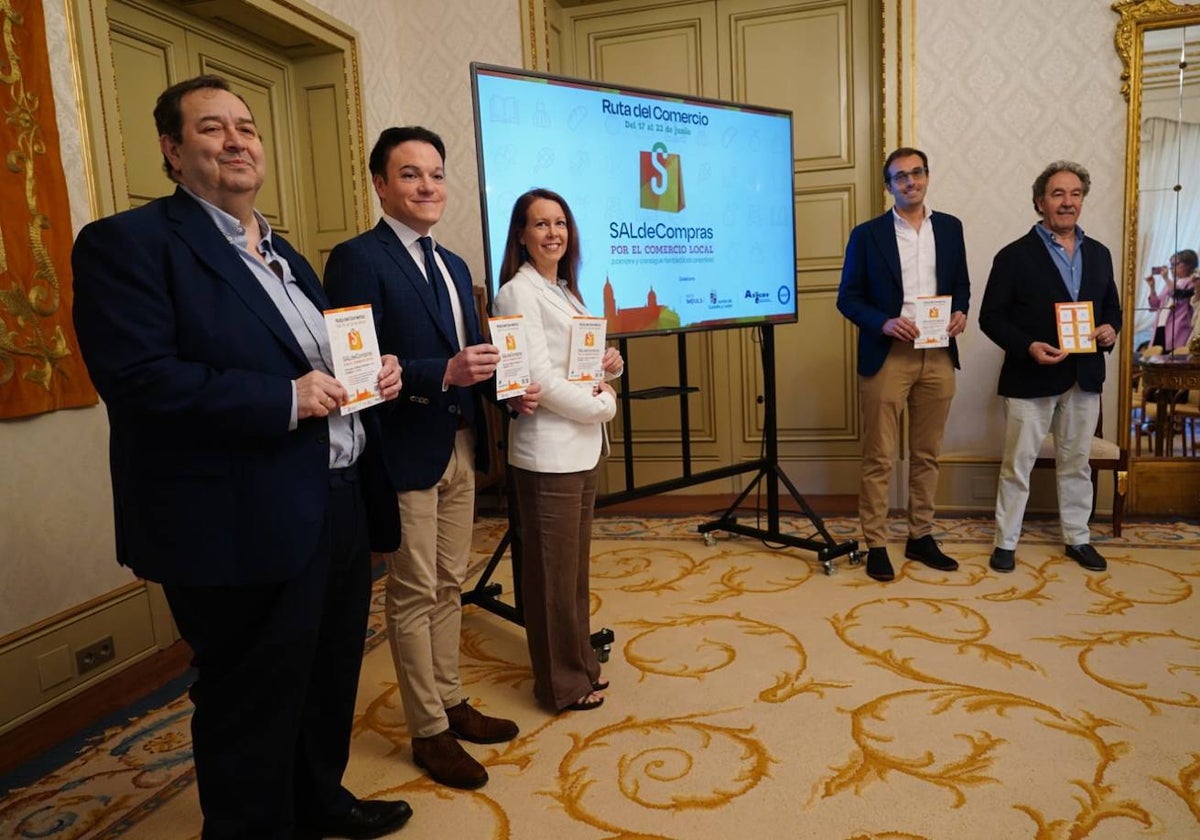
[303,85,346,234]
[741,292,858,444]
[727,3,851,169]
[294,50,355,273]
[567,1,717,95]
[190,34,293,232]
[107,10,179,207]
[106,2,296,233]
[591,28,705,92]
[777,454,862,495]
[613,333,719,445]
[795,184,855,274]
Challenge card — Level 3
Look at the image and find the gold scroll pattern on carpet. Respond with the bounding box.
[318,536,1200,838]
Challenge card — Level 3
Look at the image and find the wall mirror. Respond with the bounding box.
[1116,0,1200,514]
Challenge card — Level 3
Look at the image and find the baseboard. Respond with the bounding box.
[0,638,192,778]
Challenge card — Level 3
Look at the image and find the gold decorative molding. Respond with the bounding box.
[520,0,552,72]
[881,0,915,201]
[1113,0,1200,508]
[1114,0,1200,101]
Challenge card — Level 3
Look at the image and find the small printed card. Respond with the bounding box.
[489,315,530,399]
[913,295,952,349]
[323,304,384,414]
[1055,301,1096,353]
[567,317,607,385]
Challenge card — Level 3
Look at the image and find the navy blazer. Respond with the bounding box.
[837,209,971,376]
[324,220,490,492]
[71,188,397,586]
[979,227,1122,398]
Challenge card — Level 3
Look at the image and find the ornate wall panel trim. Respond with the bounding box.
[880,0,914,168]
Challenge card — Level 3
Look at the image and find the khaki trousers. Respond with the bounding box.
[386,429,476,738]
[857,343,955,548]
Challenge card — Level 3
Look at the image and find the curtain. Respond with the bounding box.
[1134,116,1200,349]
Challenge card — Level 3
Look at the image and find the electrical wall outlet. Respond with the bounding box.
[75,635,115,675]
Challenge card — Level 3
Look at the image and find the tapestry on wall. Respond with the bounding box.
[0,0,98,420]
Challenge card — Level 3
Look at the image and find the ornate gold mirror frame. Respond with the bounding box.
[1115,0,1200,514]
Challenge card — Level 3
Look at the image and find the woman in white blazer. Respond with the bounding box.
[492,188,623,713]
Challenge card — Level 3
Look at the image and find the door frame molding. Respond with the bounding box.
[65,0,371,229]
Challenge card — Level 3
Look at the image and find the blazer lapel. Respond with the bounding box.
[931,212,948,293]
[1026,229,1073,301]
[870,212,903,289]
[165,190,308,365]
[521,265,579,319]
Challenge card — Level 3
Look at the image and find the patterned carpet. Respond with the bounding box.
[2,514,1199,839]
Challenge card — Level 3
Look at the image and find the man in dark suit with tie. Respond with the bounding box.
[837,147,971,582]
[979,161,1121,574]
[324,127,537,791]
[72,75,412,839]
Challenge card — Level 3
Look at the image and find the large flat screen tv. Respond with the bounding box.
[470,63,797,339]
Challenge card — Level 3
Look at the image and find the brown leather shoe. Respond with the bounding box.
[445,699,519,744]
[411,729,488,789]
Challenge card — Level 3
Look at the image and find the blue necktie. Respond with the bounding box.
[418,236,459,350]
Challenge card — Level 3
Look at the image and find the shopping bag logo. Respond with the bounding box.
[640,142,685,213]
[347,329,363,351]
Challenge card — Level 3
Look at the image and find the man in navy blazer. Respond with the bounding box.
[837,147,970,582]
[72,75,411,839]
[979,161,1121,574]
[325,127,536,790]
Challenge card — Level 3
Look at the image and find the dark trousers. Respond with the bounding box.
[510,464,601,711]
[164,467,371,840]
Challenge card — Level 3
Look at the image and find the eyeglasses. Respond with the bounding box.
[888,166,928,186]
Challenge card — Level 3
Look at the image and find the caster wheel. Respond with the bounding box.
[823,562,835,576]
[703,532,716,547]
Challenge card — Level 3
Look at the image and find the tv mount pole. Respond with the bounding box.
[696,324,861,574]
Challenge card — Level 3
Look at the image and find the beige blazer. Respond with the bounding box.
[492,262,617,473]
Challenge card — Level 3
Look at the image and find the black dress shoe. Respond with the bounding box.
[1065,543,1107,571]
[321,799,412,839]
[904,535,959,571]
[989,547,1015,573]
[865,547,894,581]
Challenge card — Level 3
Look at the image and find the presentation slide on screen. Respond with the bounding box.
[473,67,797,338]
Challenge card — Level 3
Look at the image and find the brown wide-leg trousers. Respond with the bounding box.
[511,464,602,711]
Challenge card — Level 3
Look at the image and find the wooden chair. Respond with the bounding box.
[1173,389,1200,456]
[1032,406,1127,537]
[1132,345,1163,455]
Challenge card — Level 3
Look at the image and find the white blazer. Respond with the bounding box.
[492,262,617,473]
